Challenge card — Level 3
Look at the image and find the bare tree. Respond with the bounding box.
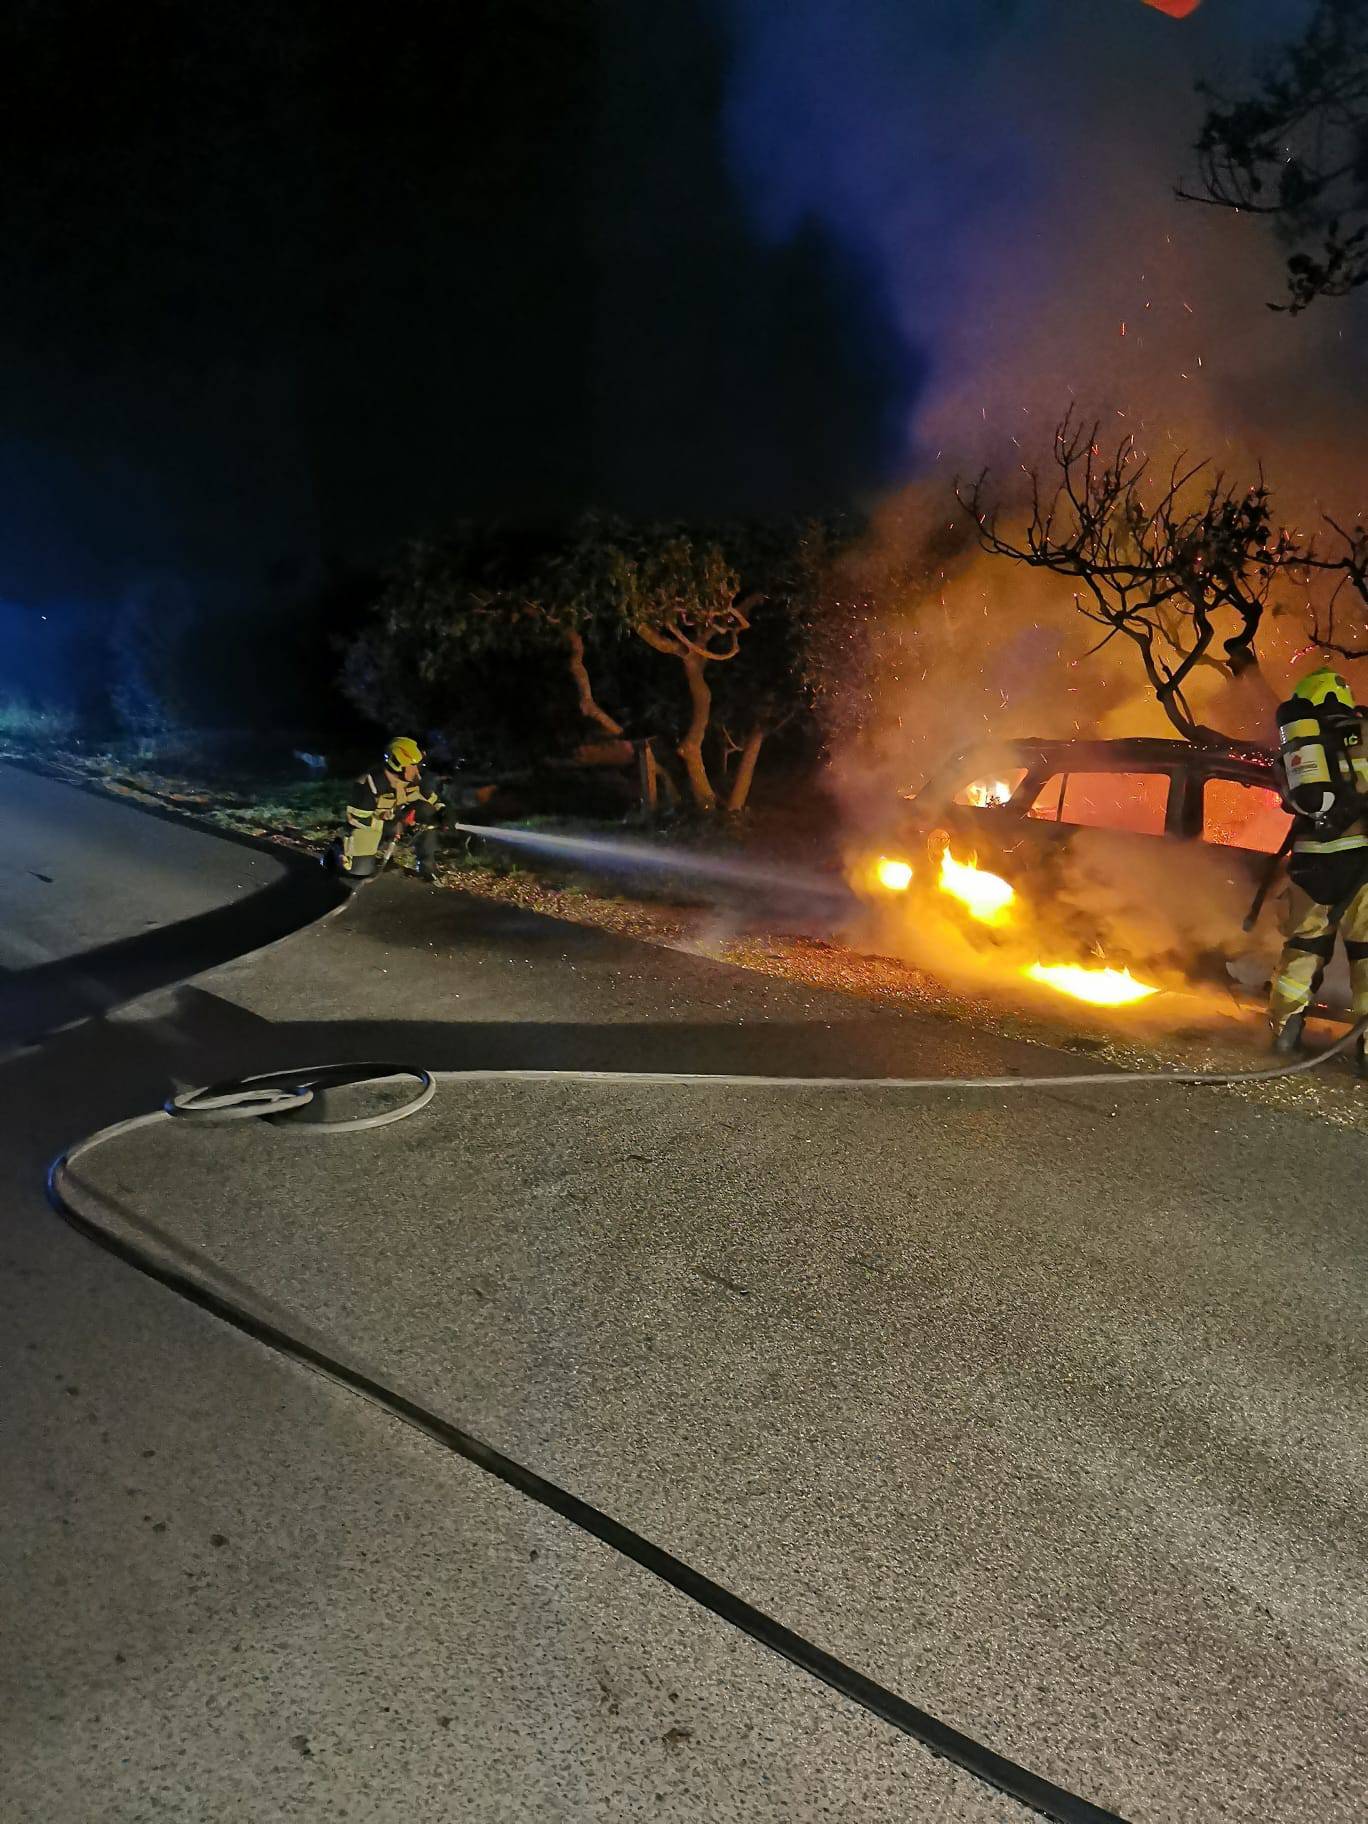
[1300,516,1368,657]
[1178,0,1368,312]
[958,411,1296,745]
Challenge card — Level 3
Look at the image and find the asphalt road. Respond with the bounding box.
[0,764,339,1052]
[3,773,1367,1824]
[0,766,288,967]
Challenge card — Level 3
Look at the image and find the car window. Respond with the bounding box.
[951,766,1027,808]
[1027,770,1169,835]
[1202,776,1290,854]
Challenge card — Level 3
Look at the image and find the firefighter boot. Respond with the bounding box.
[1272,1013,1305,1056]
[321,836,361,883]
[411,820,439,881]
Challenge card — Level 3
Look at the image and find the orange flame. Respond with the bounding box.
[861,846,1162,1014]
[938,848,1015,926]
[965,779,1012,807]
[1024,961,1159,1007]
[875,856,913,892]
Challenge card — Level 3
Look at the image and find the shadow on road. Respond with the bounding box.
[0,967,1008,1233]
[0,861,346,1052]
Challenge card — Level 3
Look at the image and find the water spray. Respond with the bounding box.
[448,820,853,914]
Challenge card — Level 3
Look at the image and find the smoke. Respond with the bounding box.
[721,2,1347,465]
[715,0,1364,1013]
[718,0,1365,803]
[847,851,1268,1039]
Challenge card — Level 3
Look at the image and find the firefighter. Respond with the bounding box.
[326,736,445,882]
[1268,663,1368,1060]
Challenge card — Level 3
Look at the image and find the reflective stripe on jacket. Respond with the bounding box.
[1293,821,1368,857]
[346,764,442,830]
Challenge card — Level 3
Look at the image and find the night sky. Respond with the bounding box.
[0,0,1342,625]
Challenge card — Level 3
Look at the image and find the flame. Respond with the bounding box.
[875,856,914,892]
[938,847,1015,926]
[859,844,1162,1013]
[965,778,1011,807]
[1024,961,1159,1007]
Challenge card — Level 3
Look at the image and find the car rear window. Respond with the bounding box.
[1028,770,1169,836]
[1202,776,1290,854]
[951,766,1028,807]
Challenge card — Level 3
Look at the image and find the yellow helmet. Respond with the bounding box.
[385,735,424,770]
[1291,663,1353,708]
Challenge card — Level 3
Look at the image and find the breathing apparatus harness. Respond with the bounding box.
[1242,666,1368,932]
[1275,695,1368,836]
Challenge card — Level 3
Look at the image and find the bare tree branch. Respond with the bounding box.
[1178,0,1368,312]
[957,407,1304,746]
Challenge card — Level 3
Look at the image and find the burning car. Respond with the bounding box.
[860,736,1326,1010]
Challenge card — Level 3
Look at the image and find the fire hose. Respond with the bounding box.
[45,1022,1368,1824]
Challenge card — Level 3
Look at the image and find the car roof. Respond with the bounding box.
[940,735,1274,774]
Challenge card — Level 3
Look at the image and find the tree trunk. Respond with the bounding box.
[1152,684,1238,748]
[564,626,623,738]
[725,725,765,812]
[652,740,684,810]
[637,739,659,817]
[676,652,716,810]
[1131,626,1240,747]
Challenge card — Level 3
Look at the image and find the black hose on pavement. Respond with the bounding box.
[46,1025,1367,1824]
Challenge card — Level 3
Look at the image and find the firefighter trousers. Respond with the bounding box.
[1267,878,1368,1033]
[337,807,440,878]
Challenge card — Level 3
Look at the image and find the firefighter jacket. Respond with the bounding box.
[346,763,444,835]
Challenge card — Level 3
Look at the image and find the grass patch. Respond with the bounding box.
[0,697,78,743]
[216,777,351,834]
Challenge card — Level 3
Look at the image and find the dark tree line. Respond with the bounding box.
[341,515,854,813]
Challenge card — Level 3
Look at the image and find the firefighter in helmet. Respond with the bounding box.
[1268,663,1368,1060]
[326,736,445,881]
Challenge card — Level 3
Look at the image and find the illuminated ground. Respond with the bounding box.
[431,857,1368,1133]
[16,742,1362,1128]
[3,773,1367,1823]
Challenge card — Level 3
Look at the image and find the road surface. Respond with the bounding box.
[3,769,1366,1823]
[0,764,338,1051]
